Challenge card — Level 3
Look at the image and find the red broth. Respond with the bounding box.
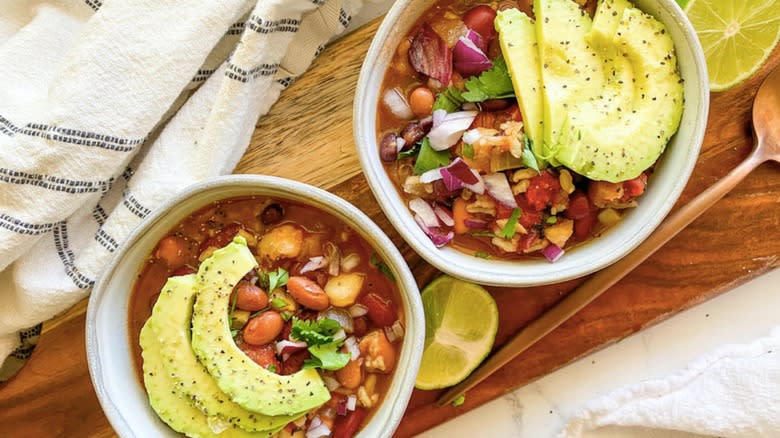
[128,196,403,437]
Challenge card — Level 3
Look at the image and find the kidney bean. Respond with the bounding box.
[155,236,190,269]
[332,407,367,438]
[286,276,330,310]
[234,281,269,312]
[462,5,497,41]
[379,133,399,162]
[260,203,284,225]
[401,121,427,145]
[243,311,284,346]
[359,293,397,327]
[481,99,512,111]
[409,86,434,117]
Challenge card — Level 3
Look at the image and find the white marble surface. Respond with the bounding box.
[341,3,780,438]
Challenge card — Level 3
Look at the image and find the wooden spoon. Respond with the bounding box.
[438,65,780,406]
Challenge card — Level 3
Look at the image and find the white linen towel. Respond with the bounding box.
[560,327,780,438]
[0,0,362,376]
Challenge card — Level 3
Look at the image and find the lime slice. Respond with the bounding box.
[415,275,498,390]
[685,0,780,91]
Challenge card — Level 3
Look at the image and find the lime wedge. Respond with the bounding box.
[685,0,780,91]
[415,275,498,390]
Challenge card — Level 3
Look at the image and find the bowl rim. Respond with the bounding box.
[85,174,424,438]
[353,0,710,287]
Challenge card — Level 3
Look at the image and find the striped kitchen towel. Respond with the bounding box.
[0,0,362,378]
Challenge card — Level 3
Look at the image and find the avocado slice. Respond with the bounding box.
[191,237,330,417]
[495,9,546,166]
[553,5,684,181]
[140,321,271,438]
[150,274,301,433]
[535,0,604,164]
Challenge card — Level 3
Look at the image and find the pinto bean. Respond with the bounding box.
[286,276,330,310]
[409,86,434,117]
[234,282,269,312]
[243,311,284,346]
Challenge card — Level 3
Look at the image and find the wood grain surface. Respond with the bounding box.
[1,17,779,438]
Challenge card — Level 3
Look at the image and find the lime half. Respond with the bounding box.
[685,0,780,91]
[415,276,499,390]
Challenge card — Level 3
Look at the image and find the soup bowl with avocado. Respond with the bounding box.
[86,175,424,438]
[355,0,709,286]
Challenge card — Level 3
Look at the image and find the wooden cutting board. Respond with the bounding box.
[1,17,779,438]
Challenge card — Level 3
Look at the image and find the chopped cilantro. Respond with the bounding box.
[303,342,351,371]
[249,309,266,319]
[470,231,497,238]
[413,138,451,174]
[546,216,558,224]
[270,297,288,309]
[474,251,491,259]
[462,143,475,159]
[267,267,289,292]
[230,328,239,338]
[522,134,541,173]
[370,253,396,281]
[452,394,466,407]
[397,143,421,160]
[433,87,465,113]
[267,364,277,373]
[281,312,292,321]
[499,208,522,239]
[461,57,515,102]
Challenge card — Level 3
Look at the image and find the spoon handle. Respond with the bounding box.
[437,152,764,406]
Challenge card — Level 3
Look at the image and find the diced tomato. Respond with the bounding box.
[517,230,539,252]
[332,407,368,438]
[573,210,598,241]
[565,190,592,220]
[280,349,310,375]
[515,196,542,229]
[237,342,280,371]
[469,105,522,130]
[495,202,514,220]
[621,173,647,199]
[525,171,562,211]
[199,223,243,252]
[359,293,398,328]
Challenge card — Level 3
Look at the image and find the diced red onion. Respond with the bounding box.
[306,417,331,438]
[434,204,455,227]
[409,198,439,228]
[344,336,361,360]
[322,375,341,391]
[542,244,565,263]
[408,24,453,85]
[419,167,444,184]
[346,395,357,411]
[433,108,447,126]
[440,167,464,191]
[300,256,328,274]
[464,218,489,229]
[348,303,369,318]
[383,88,413,120]
[462,128,481,145]
[483,173,518,208]
[428,111,478,151]
[465,29,487,53]
[462,170,485,194]
[415,218,455,248]
[446,158,479,184]
[453,34,493,77]
[276,340,307,361]
[336,398,349,416]
[324,242,340,277]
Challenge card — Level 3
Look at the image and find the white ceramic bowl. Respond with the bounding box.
[86,175,424,438]
[354,0,709,287]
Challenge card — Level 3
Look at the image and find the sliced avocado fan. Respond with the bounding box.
[140,321,271,438]
[150,274,300,433]
[191,237,330,417]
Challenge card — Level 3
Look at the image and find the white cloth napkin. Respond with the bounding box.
[0,0,362,371]
[560,327,780,438]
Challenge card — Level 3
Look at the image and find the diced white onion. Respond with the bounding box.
[344,336,361,360]
[383,88,414,120]
[384,325,398,343]
[395,137,407,153]
[432,109,447,127]
[428,111,478,151]
[419,167,444,183]
[306,417,331,438]
[409,198,439,228]
[346,395,357,411]
[483,173,518,208]
[392,320,405,340]
[322,375,341,391]
[462,128,481,145]
[434,204,455,227]
[348,303,369,317]
[300,256,328,274]
[340,253,361,272]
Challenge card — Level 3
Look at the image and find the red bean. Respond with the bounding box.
[234,282,269,312]
[359,293,397,327]
[462,5,497,41]
[243,311,284,346]
[379,133,399,162]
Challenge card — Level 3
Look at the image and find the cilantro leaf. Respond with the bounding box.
[462,143,475,159]
[370,253,396,281]
[522,135,541,173]
[270,297,288,309]
[397,143,421,160]
[413,138,451,175]
[268,267,289,292]
[433,87,465,113]
[303,341,351,371]
[461,57,514,103]
[499,208,522,239]
[290,317,341,346]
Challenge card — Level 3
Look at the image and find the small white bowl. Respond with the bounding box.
[86,175,424,438]
[354,0,709,287]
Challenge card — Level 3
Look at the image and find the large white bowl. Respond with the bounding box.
[354,0,709,287]
[86,175,424,438]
